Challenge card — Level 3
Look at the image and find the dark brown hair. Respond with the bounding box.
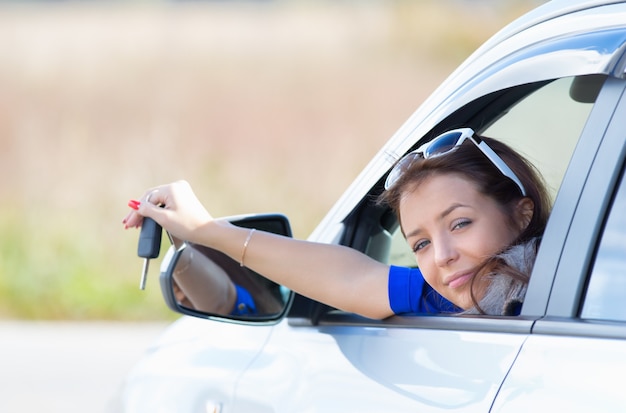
[379,135,551,313]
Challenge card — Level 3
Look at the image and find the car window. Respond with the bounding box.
[387,75,599,268]
[581,164,626,322]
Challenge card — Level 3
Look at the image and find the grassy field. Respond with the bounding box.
[0,1,541,320]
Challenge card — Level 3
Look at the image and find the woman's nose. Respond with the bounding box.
[434,238,458,267]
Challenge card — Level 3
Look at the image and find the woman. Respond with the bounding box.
[123,128,550,318]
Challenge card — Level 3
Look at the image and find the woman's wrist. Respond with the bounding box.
[195,219,245,258]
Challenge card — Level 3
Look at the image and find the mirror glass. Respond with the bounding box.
[171,243,290,317]
[160,214,293,321]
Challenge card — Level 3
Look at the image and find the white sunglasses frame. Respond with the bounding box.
[384,128,527,197]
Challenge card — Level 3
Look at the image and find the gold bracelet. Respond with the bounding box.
[240,228,256,267]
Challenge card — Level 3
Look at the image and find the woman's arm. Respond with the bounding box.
[206,222,393,319]
[124,180,393,319]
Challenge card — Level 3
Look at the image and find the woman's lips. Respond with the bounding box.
[447,272,473,289]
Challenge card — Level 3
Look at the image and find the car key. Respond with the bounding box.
[137,217,162,290]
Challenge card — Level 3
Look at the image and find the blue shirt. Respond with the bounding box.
[388,265,460,314]
[230,284,258,316]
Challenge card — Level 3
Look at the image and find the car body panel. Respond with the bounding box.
[121,317,273,411]
[234,321,527,412]
[493,334,626,412]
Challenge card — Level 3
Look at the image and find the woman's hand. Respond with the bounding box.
[123,180,214,245]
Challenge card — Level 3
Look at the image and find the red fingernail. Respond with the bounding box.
[128,200,140,210]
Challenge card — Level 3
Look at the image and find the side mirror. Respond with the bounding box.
[159,214,293,323]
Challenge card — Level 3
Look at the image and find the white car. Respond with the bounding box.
[120,0,626,411]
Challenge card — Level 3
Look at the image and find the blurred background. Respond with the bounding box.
[0,0,543,321]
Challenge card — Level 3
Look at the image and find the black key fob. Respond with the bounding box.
[138,217,162,259]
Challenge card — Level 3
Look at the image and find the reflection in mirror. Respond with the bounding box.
[169,243,288,318]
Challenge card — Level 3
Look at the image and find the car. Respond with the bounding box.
[119,0,626,411]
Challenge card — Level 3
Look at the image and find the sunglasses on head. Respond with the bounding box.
[384,128,527,196]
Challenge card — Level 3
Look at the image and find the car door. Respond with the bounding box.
[493,76,626,412]
[231,74,605,412]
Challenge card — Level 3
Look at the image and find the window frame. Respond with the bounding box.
[531,77,626,337]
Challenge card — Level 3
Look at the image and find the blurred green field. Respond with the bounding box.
[0,1,542,320]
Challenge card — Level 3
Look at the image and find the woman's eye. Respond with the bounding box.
[452,219,471,231]
[413,239,430,253]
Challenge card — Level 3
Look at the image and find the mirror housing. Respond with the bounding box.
[159,213,293,323]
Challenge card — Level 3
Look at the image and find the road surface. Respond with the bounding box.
[0,321,170,413]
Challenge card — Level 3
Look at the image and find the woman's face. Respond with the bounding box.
[399,173,523,310]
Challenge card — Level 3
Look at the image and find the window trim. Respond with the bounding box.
[289,310,535,335]
[533,316,626,340]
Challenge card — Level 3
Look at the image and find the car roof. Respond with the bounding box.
[480,0,626,50]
